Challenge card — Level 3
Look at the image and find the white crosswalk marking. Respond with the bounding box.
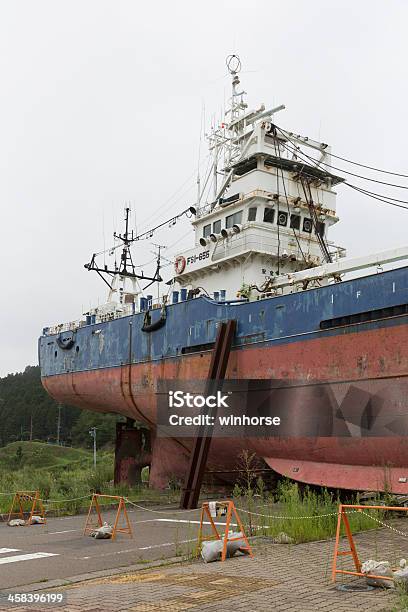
[156,518,237,526]
[0,548,20,554]
[0,552,58,565]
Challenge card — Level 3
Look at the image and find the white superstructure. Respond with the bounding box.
[173,55,346,300]
[43,54,408,336]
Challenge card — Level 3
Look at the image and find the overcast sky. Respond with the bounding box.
[1,0,408,376]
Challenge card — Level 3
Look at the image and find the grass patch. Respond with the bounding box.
[1,442,399,554]
[233,479,391,544]
[0,441,177,516]
[393,583,408,612]
[228,451,394,544]
[0,441,90,470]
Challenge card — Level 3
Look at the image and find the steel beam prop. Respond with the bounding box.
[180,320,236,509]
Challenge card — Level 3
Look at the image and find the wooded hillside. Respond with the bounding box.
[0,366,120,448]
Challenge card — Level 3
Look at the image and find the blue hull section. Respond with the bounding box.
[39,266,408,376]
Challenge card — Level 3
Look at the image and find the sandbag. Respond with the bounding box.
[30,515,45,525]
[273,531,294,544]
[225,532,248,556]
[394,567,408,588]
[8,519,25,527]
[208,501,217,518]
[201,532,248,563]
[361,559,394,588]
[90,522,113,539]
[201,539,223,562]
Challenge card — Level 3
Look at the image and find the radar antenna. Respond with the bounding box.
[226,53,247,122]
[226,53,241,75]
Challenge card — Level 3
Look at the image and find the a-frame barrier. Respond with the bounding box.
[332,503,408,582]
[198,500,254,561]
[83,494,133,541]
[8,491,46,526]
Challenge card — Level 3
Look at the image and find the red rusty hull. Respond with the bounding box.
[42,323,408,493]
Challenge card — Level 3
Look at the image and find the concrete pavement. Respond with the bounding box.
[0,508,407,611]
[0,505,204,591]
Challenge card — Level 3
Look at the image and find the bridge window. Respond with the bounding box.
[315,221,325,237]
[203,224,211,238]
[263,207,275,223]
[213,220,221,234]
[248,207,257,221]
[226,210,243,228]
[290,214,301,230]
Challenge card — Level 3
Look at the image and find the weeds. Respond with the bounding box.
[0,441,175,516]
[0,442,397,554]
[233,476,388,544]
[394,582,408,612]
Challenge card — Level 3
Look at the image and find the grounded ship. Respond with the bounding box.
[39,56,408,493]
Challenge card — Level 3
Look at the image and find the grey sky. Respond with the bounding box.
[1,0,408,376]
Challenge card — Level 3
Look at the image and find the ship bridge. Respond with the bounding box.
[173,55,346,300]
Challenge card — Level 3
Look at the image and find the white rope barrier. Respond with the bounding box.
[1,490,408,533]
[358,509,408,538]
[125,498,199,514]
[0,493,90,504]
[125,499,343,521]
[235,507,340,519]
[43,495,90,504]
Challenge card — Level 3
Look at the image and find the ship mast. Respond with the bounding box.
[114,206,137,278]
[206,55,247,207]
[85,205,196,302]
[203,55,285,213]
[84,207,162,303]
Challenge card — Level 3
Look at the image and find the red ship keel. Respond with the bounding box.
[266,457,408,494]
[41,324,408,494]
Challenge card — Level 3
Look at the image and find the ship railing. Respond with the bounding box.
[196,184,336,220]
[96,304,139,323]
[196,190,265,218]
[46,320,83,335]
[196,202,213,217]
[329,245,347,260]
[44,299,166,336]
[210,230,322,262]
[45,307,135,335]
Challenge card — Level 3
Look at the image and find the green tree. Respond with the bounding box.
[71,411,120,448]
[0,366,121,449]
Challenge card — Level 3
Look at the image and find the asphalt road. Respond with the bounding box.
[0,505,233,591]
